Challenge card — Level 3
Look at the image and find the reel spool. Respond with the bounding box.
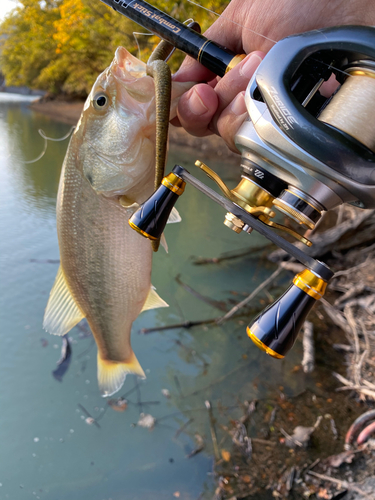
[318,62,375,153]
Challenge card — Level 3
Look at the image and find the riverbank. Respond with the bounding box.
[29,98,240,161]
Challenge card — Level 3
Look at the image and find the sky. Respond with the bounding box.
[0,0,18,21]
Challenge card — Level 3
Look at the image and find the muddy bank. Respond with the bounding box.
[29,98,240,161]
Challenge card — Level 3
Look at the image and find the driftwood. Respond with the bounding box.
[268,205,375,401]
[216,267,283,324]
[328,264,375,400]
[269,207,375,262]
[270,205,374,401]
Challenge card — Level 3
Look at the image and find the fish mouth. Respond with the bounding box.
[113,46,147,79]
[110,47,155,104]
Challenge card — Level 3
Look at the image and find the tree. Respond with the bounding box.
[0,0,230,96]
[0,0,61,91]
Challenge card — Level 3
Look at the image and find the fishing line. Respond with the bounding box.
[23,126,75,164]
[187,0,277,44]
[132,18,195,62]
[187,0,352,79]
[132,31,153,60]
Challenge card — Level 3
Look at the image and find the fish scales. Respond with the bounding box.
[58,149,152,362]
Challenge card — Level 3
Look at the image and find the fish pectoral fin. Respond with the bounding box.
[98,352,146,398]
[167,207,181,224]
[43,266,85,336]
[160,233,168,253]
[141,286,169,312]
[119,195,139,209]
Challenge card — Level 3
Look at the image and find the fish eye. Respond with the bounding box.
[93,92,109,110]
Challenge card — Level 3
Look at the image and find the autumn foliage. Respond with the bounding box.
[0,0,228,96]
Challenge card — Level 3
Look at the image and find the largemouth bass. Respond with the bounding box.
[43,47,192,397]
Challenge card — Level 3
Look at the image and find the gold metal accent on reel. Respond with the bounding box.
[195,160,312,246]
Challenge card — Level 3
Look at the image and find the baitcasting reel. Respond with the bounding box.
[129,26,375,360]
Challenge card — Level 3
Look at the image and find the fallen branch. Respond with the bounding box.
[332,371,352,387]
[77,403,101,429]
[280,428,303,448]
[140,318,217,334]
[191,243,273,265]
[205,401,220,461]
[175,418,194,438]
[302,321,314,373]
[216,267,283,325]
[335,386,375,399]
[175,274,228,311]
[334,283,368,306]
[305,471,371,496]
[321,299,352,335]
[139,309,259,334]
[187,433,204,458]
[251,438,277,446]
[333,259,371,278]
[269,209,375,261]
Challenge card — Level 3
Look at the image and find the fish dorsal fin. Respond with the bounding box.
[141,286,169,312]
[97,351,146,398]
[167,207,181,224]
[43,266,85,336]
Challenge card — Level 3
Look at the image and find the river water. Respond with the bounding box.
[0,95,309,500]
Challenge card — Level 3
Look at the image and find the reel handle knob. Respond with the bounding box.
[129,167,185,240]
[247,269,327,359]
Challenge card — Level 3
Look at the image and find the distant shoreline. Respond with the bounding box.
[29,99,86,126]
[28,98,239,161]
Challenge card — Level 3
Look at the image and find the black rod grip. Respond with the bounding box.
[100,0,240,76]
[247,284,316,359]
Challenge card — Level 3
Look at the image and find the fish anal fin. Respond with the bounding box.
[160,233,168,253]
[43,266,85,336]
[167,207,181,224]
[141,286,169,312]
[98,351,146,398]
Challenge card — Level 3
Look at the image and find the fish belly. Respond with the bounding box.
[57,151,153,364]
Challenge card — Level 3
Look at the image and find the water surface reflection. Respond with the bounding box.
[0,97,307,500]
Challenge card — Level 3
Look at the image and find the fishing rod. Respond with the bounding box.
[100,0,245,75]
[104,1,375,360]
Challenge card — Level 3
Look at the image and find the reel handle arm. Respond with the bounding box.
[129,165,333,280]
[128,166,333,360]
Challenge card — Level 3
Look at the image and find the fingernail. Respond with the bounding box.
[230,92,247,116]
[189,88,209,115]
[239,53,263,79]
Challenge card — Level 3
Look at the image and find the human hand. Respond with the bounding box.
[173,0,373,152]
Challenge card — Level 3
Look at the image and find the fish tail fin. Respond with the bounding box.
[97,351,146,398]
